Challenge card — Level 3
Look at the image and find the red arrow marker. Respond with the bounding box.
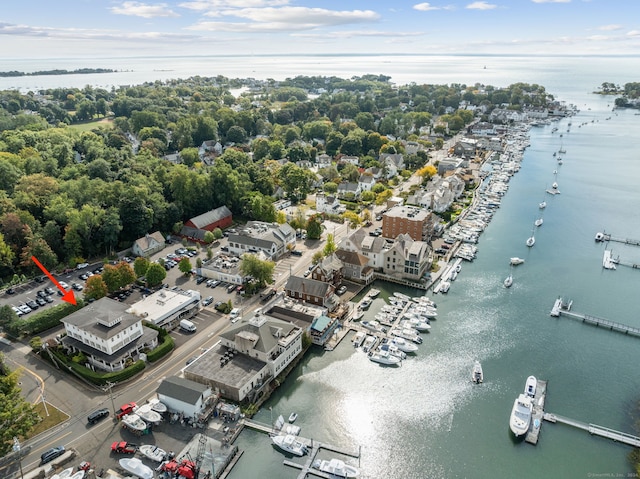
[31,255,77,306]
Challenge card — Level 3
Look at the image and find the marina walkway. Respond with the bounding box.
[543,413,640,447]
[525,379,547,445]
[595,231,640,247]
[549,298,640,338]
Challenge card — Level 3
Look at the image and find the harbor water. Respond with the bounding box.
[1,54,639,478]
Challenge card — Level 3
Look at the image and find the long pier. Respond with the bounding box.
[242,419,360,479]
[595,231,640,247]
[543,413,640,447]
[550,298,640,337]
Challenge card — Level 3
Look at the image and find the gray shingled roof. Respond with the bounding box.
[220,316,297,353]
[285,276,332,297]
[157,376,208,405]
[62,298,140,340]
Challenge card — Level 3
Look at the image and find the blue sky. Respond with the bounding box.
[1,0,639,58]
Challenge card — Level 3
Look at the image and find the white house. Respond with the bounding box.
[131,231,165,258]
[156,376,213,418]
[316,193,346,214]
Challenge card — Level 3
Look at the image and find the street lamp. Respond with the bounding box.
[13,437,24,479]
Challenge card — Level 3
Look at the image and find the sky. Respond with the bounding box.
[1,0,639,59]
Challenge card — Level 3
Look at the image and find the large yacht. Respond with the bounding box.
[509,394,533,437]
[271,434,308,456]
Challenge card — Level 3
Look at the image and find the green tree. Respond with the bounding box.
[116,262,136,286]
[145,262,166,287]
[133,257,150,278]
[323,233,337,256]
[239,254,275,288]
[203,231,215,244]
[306,216,323,240]
[180,147,200,167]
[0,365,41,456]
[84,275,108,300]
[213,228,223,240]
[178,257,192,276]
[0,305,18,331]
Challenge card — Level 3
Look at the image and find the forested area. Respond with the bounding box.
[0,74,550,286]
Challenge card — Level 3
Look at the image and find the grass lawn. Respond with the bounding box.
[28,402,70,438]
[67,117,113,132]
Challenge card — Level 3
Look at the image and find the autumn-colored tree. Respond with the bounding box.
[84,275,108,300]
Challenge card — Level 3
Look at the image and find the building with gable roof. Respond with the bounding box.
[382,233,431,281]
[184,206,233,232]
[156,376,213,418]
[312,254,343,287]
[131,231,166,258]
[284,276,337,310]
[227,222,296,260]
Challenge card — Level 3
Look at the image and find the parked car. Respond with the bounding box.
[76,263,89,270]
[5,287,15,295]
[111,441,138,454]
[196,276,206,284]
[227,284,236,293]
[44,295,54,303]
[337,285,348,295]
[116,402,137,420]
[202,296,213,306]
[303,270,311,277]
[18,304,32,314]
[291,250,303,256]
[87,408,110,425]
[26,300,39,310]
[36,297,47,306]
[37,290,48,298]
[72,283,84,291]
[79,273,89,281]
[41,446,65,464]
[45,286,55,295]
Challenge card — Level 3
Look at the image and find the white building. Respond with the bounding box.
[128,289,201,330]
[156,376,213,418]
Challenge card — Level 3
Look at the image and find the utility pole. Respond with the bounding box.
[104,381,117,416]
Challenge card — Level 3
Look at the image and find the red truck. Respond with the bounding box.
[115,402,137,420]
[111,441,138,454]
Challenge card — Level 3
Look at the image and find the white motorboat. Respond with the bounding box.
[51,468,74,479]
[359,298,372,309]
[134,404,162,424]
[367,288,380,298]
[401,318,431,332]
[380,343,406,360]
[361,335,377,352]
[139,444,167,462]
[361,320,382,332]
[390,337,419,353]
[471,361,484,384]
[69,472,85,479]
[352,331,365,348]
[147,398,167,414]
[313,458,359,478]
[288,412,298,423]
[503,274,513,288]
[393,292,411,301]
[391,328,422,344]
[119,457,154,479]
[121,414,148,432]
[526,229,535,247]
[509,394,533,437]
[510,257,525,266]
[534,217,543,227]
[368,348,401,366]
[439,281,451,293]
[352,310,364,321]
[271,434,308,456]
[539,201,547,209]
[525,375,537,397]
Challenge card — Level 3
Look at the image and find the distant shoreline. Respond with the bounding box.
[0,68,117,78]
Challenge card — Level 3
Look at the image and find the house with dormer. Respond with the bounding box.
[382,234,430,282]
[316,193,346,215]
[285,276,337,310]
[316,153,332,167]
[228,222,296,260]
[358,174,376,192]
[337,181,360,199]
[312,254,343,287]
[60,297,159,372]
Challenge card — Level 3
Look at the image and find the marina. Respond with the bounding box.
[594,231,640,247]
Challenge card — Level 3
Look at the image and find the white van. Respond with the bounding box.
[229,308,240,322]
[179,319,197,333]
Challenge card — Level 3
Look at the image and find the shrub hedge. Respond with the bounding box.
[146,334,174,362]
[9,301,85,337]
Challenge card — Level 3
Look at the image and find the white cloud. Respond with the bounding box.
[189,6,379,32]
[0,22,196,41]
[466,2,497,10]
[179,0,289,11]
[110,2,180,18]
[627,30,640,37]
[413,2,439,10]
[597,24,622,31]
[292,30,425,39]
[531,0,570,3]
[587,35,609,41]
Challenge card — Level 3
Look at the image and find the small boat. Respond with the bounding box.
[288,412,298,423]
[313,458,359,478]
[69,472,85,479]
[471,361,484,384]
[361,335,377,352]
[510,257,525,266]
[439,281,451,293]
[51,468,74,479]
[509,394,533,437]
[390,337,419,353]
[380,343,406,360]
[534,217,543,227]
[121,414,148,432]
[352,331,365,348]
[393,292,411,301]
[352,310,364,321]
[367,288,380,298]
[359,298,372,309]
[503,274,513,288]
[271,434,308,456]
[147,398,167,414]
[526,227,536,247]
[361,320,382,332]
[525,375,537,397]
[391,328,422,344]
[119,457,154,479]
[134,404,162,424]
[139,444,167,462]
[401,317,431,332]
[368,348,401,366]
[539,201,547,209]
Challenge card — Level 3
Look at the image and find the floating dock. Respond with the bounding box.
[543,413,640,448]
[595,231,640,246]
[602,249,619,269]
[525,379,547,445]
[550,298,640,337]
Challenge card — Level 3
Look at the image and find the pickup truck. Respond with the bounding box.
[111,441,138,454]
[116,402,137,420]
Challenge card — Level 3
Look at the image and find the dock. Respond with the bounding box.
[543,413,640,448]
[595,231,640,246]
[242,419,360,479]
[550,298,640,337]
[602,249,640,270]
[525,379,547,445]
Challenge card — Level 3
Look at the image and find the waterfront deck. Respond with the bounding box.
[242,419,360,479]
[550,298,640,337]
[595,231,640,246]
